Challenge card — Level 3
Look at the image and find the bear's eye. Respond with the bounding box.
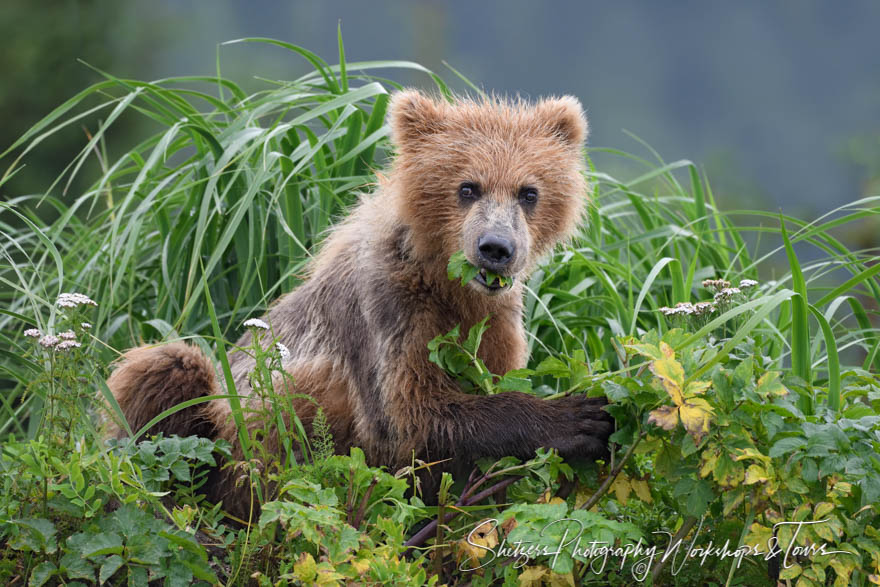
[459,182,480,200]
[519,187,539,206]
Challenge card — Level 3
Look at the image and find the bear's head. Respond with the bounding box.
[388,90,588,296]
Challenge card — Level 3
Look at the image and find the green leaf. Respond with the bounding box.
[534,356,570,377]
[158,531,208,560]
[498,374,532,393]
[60,552,95,582]
[807,304,841,413]
[464,316,490,354]
[769,437,807,458]
[81,533,123,558]
[780,217,811,388]
[13,518,58,554]
[127,534,164,566]
[447,250,479,286]
[164,561,194,587]
[99,554,125,584]
[28,561,57,587]
[169,459,191,482]
[674,478,714,517]
[755,371,788,397]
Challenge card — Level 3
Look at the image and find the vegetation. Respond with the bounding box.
[2,37,879,585]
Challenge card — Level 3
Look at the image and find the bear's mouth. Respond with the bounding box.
[473,267,514,294]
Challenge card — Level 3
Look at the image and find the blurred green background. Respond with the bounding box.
[2,0,879,224]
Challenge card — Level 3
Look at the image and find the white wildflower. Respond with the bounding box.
[714,287,742,302]
[56,340,82,351]
[81,322,92,329]
[674,302,696,315]
[39,335,60,348]
[275,342,291,362]
[693,301,716,316]
[702,279,731,291]
[739,279,758,290]
[56,292,97,309]
[659,306,679,316]
[59,330,77,340]
[243,318,270,330]
[23,328,42,338]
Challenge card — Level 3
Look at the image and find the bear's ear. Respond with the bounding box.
[533,96,588,147]
[388,90,447,148]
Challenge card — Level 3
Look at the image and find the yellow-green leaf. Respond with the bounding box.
[722,487,746,516]
[315,564,346,585]
[744,464,769,485]
[814,502,834,520]
[547,571,576,587]
[714,453,744,488]
[829,557,856,586]
[611,476,632,505]
[780,562,803,580]
[733,447,771,465]
[294,552,317,583]
[796,573,819,587]
[743,523,773,551]
[793,503,812,522]
[700,448,719,478]
[813,521,835,542]
[756,371,789,397]
[350,559,370,575]
[829,481,853,498]
[648,405,680,431]
[684,380,711,397]
[631,479,653,503]
[626,343,663,360]
[651,358,685,404]
[679,397,713,442]
[801,563,826,584]
[519,565,548,587]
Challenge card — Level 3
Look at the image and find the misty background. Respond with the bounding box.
[2,1,879,228]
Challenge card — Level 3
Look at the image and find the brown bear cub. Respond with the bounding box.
[106,90,613,516]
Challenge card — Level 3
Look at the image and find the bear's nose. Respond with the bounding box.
[478,234,515,267]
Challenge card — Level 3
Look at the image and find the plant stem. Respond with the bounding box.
[649,516,698,584]
[352,477,378,530]
[579,431,645,511]
[403,475,522,556]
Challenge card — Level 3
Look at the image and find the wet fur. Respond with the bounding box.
[105,91,612,517]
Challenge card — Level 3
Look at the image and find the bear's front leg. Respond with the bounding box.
[385,355,613,469]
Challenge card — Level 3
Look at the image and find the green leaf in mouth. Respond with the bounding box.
[447,251,512,288]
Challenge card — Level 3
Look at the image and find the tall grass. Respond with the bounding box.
[2,37,878,441]
[0,36,450,436]
[527,152,880,415]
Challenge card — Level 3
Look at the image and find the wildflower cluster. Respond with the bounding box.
[55,292,97,308]
[659,277,760,330]
[659,301,716,317]
[275,341,291,362]
[701,278,730,292]
[240,317,310,489]
[20,292,98,444]
[243,317,270,330]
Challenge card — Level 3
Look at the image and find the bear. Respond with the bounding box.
[105,89,613,519]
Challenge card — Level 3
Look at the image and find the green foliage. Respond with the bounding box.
[246,448,434,585]
[0,433,230,584]
[447,250,512,288]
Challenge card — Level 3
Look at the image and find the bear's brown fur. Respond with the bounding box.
[106,90,612,517]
